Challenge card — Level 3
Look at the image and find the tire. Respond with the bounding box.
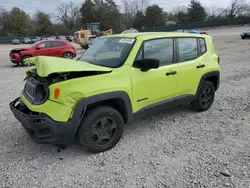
[81,45,89,50]
[191,81,215,112]
[63,52,73,59]
[21,55,32,66]
[12,63,19,67]
[78,106,124,153]
[242,36,246,39]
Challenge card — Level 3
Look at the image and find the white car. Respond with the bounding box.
[121,28,139,34]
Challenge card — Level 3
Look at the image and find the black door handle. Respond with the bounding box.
[197,64,205,68]
[166,71,177,76]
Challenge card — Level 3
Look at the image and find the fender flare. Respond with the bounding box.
[195,71,220,97]
[71,91,133,124]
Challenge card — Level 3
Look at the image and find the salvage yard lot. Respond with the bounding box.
[0,27,250,188]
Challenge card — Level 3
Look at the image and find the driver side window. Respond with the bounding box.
[38,42,50,48]
[38,42,46,48]
[135,38,174,66]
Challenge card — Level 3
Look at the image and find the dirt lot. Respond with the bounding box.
[0,27,250,188]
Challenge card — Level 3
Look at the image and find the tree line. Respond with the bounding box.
[0,0,249,37]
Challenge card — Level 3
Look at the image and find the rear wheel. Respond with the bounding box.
[191,81,215,112]
[78,106,124,153]
[242,35,246,39]
[63,52,73,59]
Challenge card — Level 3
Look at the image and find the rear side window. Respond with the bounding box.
[178,38,198,62]
[199,38,206,54]
[51,41,66,47]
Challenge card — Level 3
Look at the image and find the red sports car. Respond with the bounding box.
[9,39,77,66]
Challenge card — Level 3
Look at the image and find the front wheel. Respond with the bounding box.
[78,106,124,153]
[63,52,73,59]
[21,56,32,66]
[191,81,215,112]
[81,45,89,50]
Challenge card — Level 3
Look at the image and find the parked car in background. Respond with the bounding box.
[46,37,55,40]
[12,39,21,45]
[187,29,208,35]
[22,38,32,44]
[66,36,74,42]
[240,30,250,39]
[121,28,139,33]
[50,36,56,40]
[57,36,66,40]
[9,39,77,66]
[31,37,41,43]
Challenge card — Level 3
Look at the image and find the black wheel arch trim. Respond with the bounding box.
[195,71,220,97]
[72,91,133,124]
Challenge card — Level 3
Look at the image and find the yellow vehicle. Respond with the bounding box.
[73,22,113,49]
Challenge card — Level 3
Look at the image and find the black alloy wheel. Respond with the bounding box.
[78,106,124,153]
[191,81,215,112]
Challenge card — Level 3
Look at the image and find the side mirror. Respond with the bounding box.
[36,46,40,50]
[134,58,160,72]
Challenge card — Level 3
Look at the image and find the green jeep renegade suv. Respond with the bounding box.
[10,32,220,153]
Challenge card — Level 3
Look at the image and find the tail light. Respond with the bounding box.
[218,56,220,64]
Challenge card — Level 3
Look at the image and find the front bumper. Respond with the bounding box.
[10,98,79,145]
[9,53,21,64]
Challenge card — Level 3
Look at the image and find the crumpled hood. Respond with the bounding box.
[25,56,112,77]
[10,48,31,52]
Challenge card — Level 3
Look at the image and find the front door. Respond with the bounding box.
[33,41,53,56]
[131,38,178,112]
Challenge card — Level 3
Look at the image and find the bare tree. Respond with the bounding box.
[227,0,248,19]
[121,0,138,28]
[120,0,149,28]
[0,7,10,36]
[136,0,149,13]
[55,1,80,32]
[207,7,227,17]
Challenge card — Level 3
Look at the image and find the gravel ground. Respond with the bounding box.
[0,27,250,188]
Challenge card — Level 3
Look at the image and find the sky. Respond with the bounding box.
[1,0,234,17]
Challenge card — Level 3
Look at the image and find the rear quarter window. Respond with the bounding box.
[199,38,207,54]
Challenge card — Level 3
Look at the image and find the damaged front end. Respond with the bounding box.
[9,48,29,64]
[9,56,114,145]
[23,56,112,106]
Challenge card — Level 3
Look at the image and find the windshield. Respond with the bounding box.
[79,37,135,68]
[31,41,40,48]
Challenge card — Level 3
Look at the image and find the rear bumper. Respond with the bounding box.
[10,98,79,145]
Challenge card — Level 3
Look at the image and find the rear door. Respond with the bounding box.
[174,37,206,97]
[50,41,67,57]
